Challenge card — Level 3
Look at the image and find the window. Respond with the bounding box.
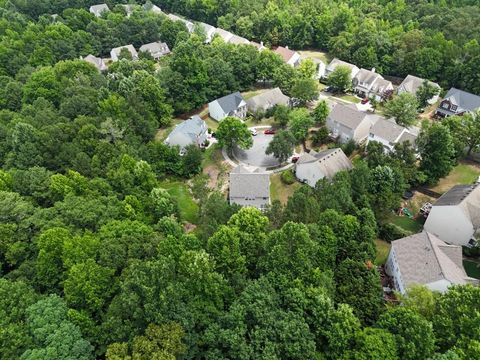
[451,105,457,111]
[441,102,450,109]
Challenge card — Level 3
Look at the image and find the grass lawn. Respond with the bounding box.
[204,116,219,131]
[298,50,331,64]
[270,172,302,204]
[333,93,361,103]
[389,215,423,233]
[245,116,276,128]
[463,259,480,279]
[158,180,199,224]
[375,239,391,265]
[430,163,480,194]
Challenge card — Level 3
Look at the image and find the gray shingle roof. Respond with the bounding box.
[399,75,440,95]
[435,184,479,206]
[229,166,270,198]
[164,115,207,149]
[139,41,170,58]
[198,22,215,34]
[110,44,138,60]
[354,68,382,87]
[89,4,110,16]
[391,231,476,288]
[442,87,480,113]
[214,28,234,42]
[296,148,352,178]
[229,34,250,45]
[326,58,357,72]
[328,103,368,130]
[215,92,245,114]
[369,118,406,143]
[246,88,290,112]
[83,54,107,71]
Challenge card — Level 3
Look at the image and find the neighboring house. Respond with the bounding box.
[143,3,162,14]
[89,4,110,17]
[214,28,234,43]
[295,148,352,187]
[424,183,480,247]
[398,75,441,105]
[274,46,301,67]
[229,34,250,45]
[164,116,208,153]
[167,14,194,33]
[367,118,417,152]
[82,54,108,72]
[326,103,381,143]
[121,4,135,17]
[385,231,478,295]
[352,68,393,101]
[435,87,480,117]
[197,22,216,43]
[208,92,247,121]
[246,87,290,113]
[251,41,267,51]
[139,41,170,59]
[324,58,360,79]
[110,44,138,62]
[229,165,270,209]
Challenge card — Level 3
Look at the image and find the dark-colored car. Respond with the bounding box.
[361,97,369,104]
[264,129,276,135]
[291,156,299,163]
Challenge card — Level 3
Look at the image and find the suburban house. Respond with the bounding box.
[352,68,394,101]
[208,92,247,121]
[295,148,352,187]
[274,46,301,67]
[143,3,162,14]
[167,14,195,33]
[121,4,135,17]
[246,87,290,113]
[82,54,108,72]
[324,58,360,79]
[229,165,270,209]
[164,116,208,154]
[435,87,480,117]
[424,183,480,247]
[214,28,234,43]
[110,45,138,62]
[398,75,441,105]
[251,41,266,51]
[89,4,110,17]
[139,41,170,60]
[385,231,477,294]
[326,103,381,143]
[197,22,216,43]
[229,35,250,45]
[367,118,418,152]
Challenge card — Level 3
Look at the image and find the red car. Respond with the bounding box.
[264,129,276,135]
[291,156,299,163]
[361,97,369,104]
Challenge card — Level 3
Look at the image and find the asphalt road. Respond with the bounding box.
[233,132,280,168]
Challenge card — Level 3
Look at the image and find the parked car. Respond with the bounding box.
[264,129,276,135]
[250,128,258,136]
[324,86,333,92]
[361,97,369,104]
[291,156,299,163]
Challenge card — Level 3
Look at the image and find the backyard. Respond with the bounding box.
[270,172,302,204]
[375,239,391,265]
[158,180,199,224]
[463,259,480,279]
[430,162,480,194]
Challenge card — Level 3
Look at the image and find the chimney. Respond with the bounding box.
[371,67,376,73]
[260,41,264,46]
[285,45,289,49]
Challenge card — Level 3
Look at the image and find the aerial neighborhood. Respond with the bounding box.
[2,1,480,359]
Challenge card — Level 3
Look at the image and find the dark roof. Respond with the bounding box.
[215,92,245,114]
[435,184,479,206]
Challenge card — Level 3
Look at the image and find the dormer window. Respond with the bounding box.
[451,105,457,111]
[441,102,450,109]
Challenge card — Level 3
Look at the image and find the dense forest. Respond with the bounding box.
[1,0,480,359]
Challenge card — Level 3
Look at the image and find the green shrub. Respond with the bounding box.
[379,223,411,242]
[281,170,296,185]
[342,139,356,156]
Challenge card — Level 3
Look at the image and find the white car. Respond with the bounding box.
[250,128,258,136]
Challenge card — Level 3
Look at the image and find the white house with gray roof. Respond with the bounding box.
[110,44,138,62]
[143,2,162,14]
[214,28,234,43]
[82,54,108,72]
[424,183,480,247]
[398,75,440,105]
[435,87,480,117]
[167,14,194,33]
[324,58,359,79]
[89,4,110,17]
[229,34,250,46]
[385,231,477,294]
[295,148,352,187]
[139,41,170,60]
[229,166,270,209]
[353,68,393,101]
[164,116,208,153]
[208,92,247,121]
[197,22,216,43]
[246,88,290,113]
[367,118,417,152]
[326,103,381,143]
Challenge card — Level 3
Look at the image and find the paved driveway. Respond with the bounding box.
[233,132,280,168]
